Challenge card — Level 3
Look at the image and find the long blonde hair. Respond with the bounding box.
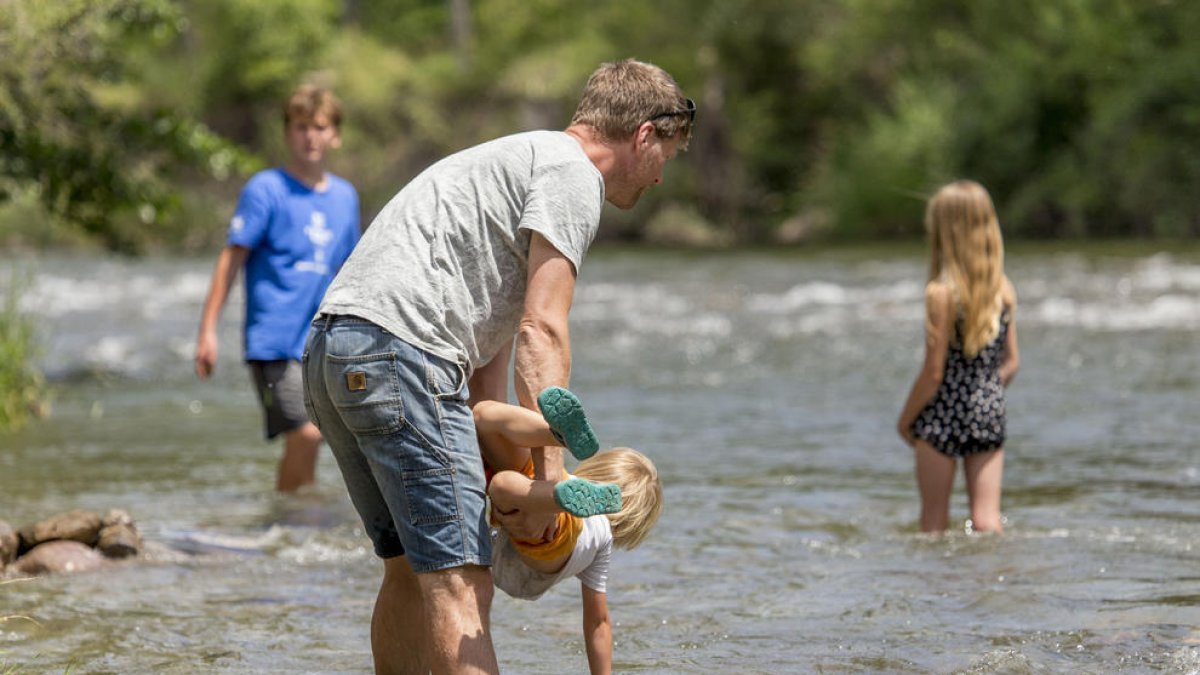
[925,180,1007,357]
[574,447,663,550]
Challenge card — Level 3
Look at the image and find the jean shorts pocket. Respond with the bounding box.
[402,466,462,526]
[425,356,467,403]
[326,352,404,435]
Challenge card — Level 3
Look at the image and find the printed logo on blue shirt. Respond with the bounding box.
[296,211,333,274]
[230,215,245,233]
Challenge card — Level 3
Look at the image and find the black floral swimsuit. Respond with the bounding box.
[913,310,1010,457]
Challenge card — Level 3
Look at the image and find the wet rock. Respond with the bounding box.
[0,520,17,567]
[13,540,105,576]
[97,521,141,559]
[102,509,134,529]
[18,509,103,552]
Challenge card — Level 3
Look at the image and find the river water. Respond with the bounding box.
[1,246,1198,674]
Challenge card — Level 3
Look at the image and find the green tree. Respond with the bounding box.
[0,0,256,253]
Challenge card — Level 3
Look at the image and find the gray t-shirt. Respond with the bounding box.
[319,130,604,369]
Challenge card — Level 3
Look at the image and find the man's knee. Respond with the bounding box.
[417,565,494,610]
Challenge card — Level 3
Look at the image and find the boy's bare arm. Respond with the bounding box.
[195,245,248,378]
[581,584,612,675]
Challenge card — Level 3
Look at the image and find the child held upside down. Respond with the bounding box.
[474,388,663,675]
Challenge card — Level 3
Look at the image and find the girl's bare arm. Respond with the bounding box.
[999,280,1020,387]
[896,282,954,444]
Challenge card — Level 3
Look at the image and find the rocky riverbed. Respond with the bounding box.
[1,509,141,577]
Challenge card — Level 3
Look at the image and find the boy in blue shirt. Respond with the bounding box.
[195,84,360,492]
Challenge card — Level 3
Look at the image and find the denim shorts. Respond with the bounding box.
[302,315,490,572]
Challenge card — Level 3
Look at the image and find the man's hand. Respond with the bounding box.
[493,506,558,543]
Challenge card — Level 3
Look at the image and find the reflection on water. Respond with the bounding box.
[1,247,1198,673]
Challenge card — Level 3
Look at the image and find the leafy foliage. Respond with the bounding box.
[1,0,1199,249]
[0,0,258,253]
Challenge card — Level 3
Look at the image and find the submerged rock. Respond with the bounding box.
[18,509,103,552]
[0,520,17,567]
[13,540,106,576]
[97,510,141,559]
[3,508,142,577]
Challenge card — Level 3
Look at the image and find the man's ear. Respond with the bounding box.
[331,133,343,150]
[634,121,656,149]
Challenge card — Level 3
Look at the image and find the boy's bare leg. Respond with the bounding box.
[277,421,322,492]
[964,449,1005,533]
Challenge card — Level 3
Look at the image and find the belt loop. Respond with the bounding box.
[452,362,468,397]
[322,314,335,330]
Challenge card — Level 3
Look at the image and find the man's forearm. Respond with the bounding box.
[514,322,569,481]
[513,321,570,409]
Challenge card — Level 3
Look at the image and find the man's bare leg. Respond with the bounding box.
[372,556,430,675]
[417,565,499,675]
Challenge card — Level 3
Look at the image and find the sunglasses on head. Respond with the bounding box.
[649,98,696,124]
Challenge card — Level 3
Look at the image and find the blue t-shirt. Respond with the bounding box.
[228,168,360,361]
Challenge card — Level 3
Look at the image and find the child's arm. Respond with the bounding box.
[581,584,612,675]
[194,245,249,378]
[896,282,954,445]
[998,279,1020,387]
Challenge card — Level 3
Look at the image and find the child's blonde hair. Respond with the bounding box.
[573,447,662,550]
[925,180,1008,357]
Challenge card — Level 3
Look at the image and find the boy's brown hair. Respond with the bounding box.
[283,84,343,128]
[574,447,663,549]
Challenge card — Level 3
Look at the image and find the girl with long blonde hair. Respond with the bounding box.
[897,180,1020,533]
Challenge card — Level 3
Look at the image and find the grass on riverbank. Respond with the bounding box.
[0,273,47,432]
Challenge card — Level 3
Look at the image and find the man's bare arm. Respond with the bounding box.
[514,232,576,482]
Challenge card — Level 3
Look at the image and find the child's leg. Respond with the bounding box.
[537,387,600,460]
[914,440,956,533]
[488,469,558,516]
[489,469,621,518]
[964,449,1005,533]
[473,400,557,472]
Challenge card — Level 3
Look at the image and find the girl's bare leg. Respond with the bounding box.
[914,439,956,533]
[964,448,1005,533]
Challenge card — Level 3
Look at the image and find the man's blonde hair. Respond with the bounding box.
[569,59,693,150]
[573,447,663,549]
[283,84,343,128]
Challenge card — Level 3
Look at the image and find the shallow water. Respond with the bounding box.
[1,246,1198,673]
